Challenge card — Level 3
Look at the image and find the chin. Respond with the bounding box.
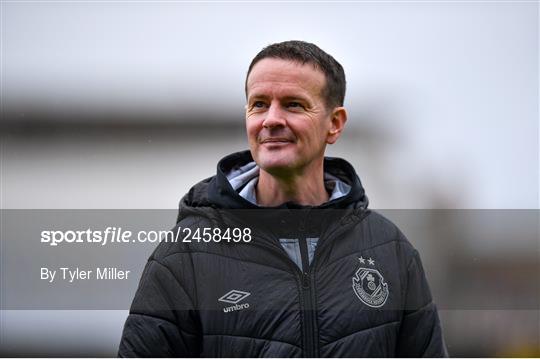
[256,155,301,176]
[258,157,293,171]
[251,144,305,173]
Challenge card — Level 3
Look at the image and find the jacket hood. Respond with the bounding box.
[179,150,368,211]
[177,150,369,239]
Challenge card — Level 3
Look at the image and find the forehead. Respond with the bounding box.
[246,58,326,98]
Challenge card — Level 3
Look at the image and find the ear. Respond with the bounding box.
[326,107,347,144]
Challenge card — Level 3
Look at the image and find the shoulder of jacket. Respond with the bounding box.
[149,211,218,262]
[359,210,418,256]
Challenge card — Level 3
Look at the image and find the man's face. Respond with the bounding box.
[245,58,337,177]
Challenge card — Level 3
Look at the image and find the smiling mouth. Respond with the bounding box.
[260,138,293,144]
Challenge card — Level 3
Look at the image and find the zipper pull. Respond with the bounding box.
[302,272,310,289]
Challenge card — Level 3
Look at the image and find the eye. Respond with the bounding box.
[287,101,304,109]
[252,101,267,108]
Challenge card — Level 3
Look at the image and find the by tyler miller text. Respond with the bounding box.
[41,267,130,283]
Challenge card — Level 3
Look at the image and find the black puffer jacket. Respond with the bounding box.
[119,151,447,357]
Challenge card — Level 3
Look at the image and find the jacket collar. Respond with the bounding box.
[207,150,368,211]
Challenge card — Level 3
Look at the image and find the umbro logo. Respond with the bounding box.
[219,290,251,313]
[219,290,250,304]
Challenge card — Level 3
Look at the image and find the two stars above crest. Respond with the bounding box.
[359,256,375,266]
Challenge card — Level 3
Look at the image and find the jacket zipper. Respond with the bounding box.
[248,236,318,357]
[301,270,318,357]
[296,211,370,357]
[224,210,369,357]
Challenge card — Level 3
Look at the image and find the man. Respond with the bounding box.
[119,40,447,357]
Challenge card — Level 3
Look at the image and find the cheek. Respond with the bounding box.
[245,120,260,142]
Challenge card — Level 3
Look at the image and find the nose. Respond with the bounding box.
[262,102,286,129]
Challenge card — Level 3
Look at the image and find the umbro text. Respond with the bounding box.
[223,303,250,313]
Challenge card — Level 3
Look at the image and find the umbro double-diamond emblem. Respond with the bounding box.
[219,290,251,313]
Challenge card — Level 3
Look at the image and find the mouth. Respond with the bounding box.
[260,138,294,144]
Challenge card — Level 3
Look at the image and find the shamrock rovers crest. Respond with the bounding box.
[352,257,389,308]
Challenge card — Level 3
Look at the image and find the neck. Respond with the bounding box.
[256,160,329,207]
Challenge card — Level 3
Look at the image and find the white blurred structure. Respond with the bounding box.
[2,1,538,209]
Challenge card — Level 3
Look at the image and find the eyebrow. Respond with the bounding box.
[247,94,311,105]
[247,93,270,102]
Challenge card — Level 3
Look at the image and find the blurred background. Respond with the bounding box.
[1,1,538,357]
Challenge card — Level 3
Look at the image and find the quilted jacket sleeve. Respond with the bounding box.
[396,250,448,357]
[118,258,201,357]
